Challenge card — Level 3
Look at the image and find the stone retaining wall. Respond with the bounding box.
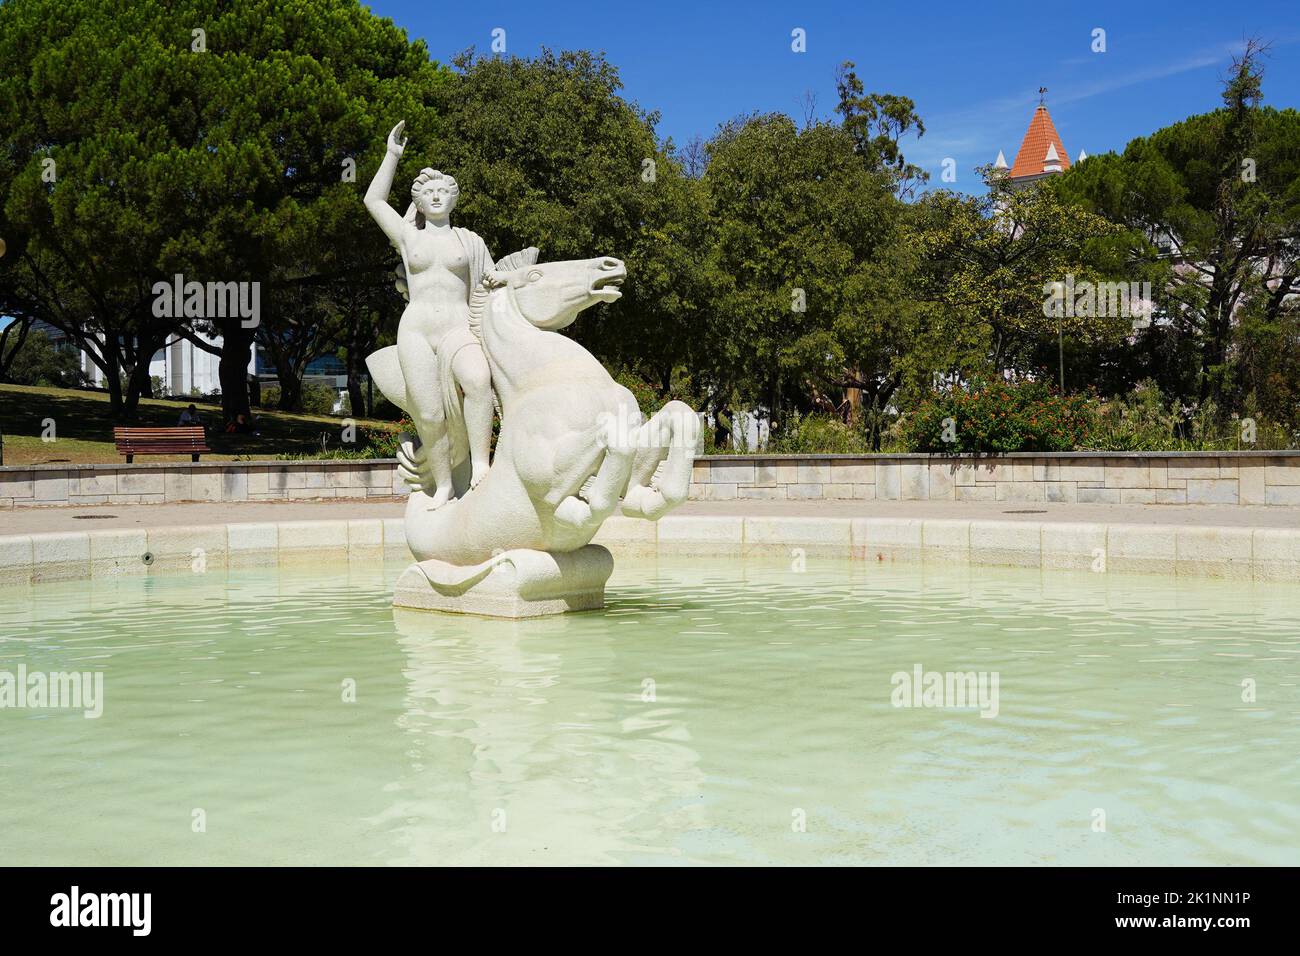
[0,460,404,508]
[690,452,1300,507]
[3,451,1300,509]
[2,514,1298,583]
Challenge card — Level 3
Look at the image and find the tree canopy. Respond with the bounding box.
[0,0,448,416]
[1055,41,1300,413]
[2,6,1296,448]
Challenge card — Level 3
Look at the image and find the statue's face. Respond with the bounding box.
[502,256,625,330]
[415,178,458,219]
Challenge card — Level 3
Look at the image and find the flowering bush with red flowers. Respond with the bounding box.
[901,378,1094,453]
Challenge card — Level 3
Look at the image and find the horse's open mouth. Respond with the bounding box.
[591,273,625,300]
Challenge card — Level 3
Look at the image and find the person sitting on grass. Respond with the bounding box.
[177,404,201,426]
[224,412,255,435]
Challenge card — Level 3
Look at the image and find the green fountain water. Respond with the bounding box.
[2,557,1296,865]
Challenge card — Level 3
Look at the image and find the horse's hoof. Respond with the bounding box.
[554,495,594,528]
[621,484,667,519]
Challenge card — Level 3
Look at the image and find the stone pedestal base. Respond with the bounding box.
[392,545,614,618]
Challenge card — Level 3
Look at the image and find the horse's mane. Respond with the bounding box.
[468,247,539,341]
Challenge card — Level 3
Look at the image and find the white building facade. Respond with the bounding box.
[32,320,252,396]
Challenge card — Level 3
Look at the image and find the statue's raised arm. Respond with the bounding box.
[364,121,408,245]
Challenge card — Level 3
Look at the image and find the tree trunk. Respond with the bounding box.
[344,346,367,417]
[0,318,33,380]
[218,322,254,424]
[1199,281,1233,408]
[347,374,366,418]
[845,385,862,424]
[102,340,124,421]
[122,345,159,421]
[276,366,303,412]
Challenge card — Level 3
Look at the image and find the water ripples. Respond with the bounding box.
[1,556,1298,864]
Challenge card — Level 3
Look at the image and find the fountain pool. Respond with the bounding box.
[2,556,1297,865]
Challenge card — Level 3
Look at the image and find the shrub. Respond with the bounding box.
[256,381,340,415]
[301,381,339,415]
[3,329,83,387]
[362,417,412,457]
[769,412,869,454]
[1083,381,1183,451]
[1084,382,1298,451]
[274,416,409,460]
[612,370,666,417]
[900,379,1093,453]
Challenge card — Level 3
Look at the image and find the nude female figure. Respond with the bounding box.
[364,121,495,508]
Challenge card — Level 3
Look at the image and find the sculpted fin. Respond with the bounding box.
[365,345,408,412]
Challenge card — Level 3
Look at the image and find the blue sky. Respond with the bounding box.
[368,0,1299,192]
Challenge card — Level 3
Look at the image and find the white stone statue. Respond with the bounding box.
[363,124,700,617]
[364,121,495,509]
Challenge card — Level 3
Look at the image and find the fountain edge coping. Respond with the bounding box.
[0,514,1295,584]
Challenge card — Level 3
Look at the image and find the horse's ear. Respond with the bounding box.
[493,247,539,272]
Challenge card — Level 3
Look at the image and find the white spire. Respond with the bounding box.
[994,149,1008,169]
[1077,148,1088,162]
[1044,143,1060,162]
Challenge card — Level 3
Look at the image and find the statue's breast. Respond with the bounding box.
[407,230,470,280]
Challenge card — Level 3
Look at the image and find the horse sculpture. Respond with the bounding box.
[366,249,700,616]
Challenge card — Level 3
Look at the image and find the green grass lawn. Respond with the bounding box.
[0,383,400,466]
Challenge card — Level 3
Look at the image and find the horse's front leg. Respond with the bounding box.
[556,439,635,527]
[531,423,607,508]
[541,414,638,531]
[621,401,700,520]
[513,421,603,531]
[552,451,640,532]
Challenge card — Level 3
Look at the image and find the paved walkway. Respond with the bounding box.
[3,495,1297,534]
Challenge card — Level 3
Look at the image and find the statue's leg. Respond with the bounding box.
[451,345,493,489]
[622,401,700,520]
[397,326,454,508]
[424,407,455,509]
[526,421,607,508]
[583,442,635,517]
[554,442,634,531]
[626,445,662,492]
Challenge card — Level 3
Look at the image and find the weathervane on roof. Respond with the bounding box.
[1038,87,1048,106]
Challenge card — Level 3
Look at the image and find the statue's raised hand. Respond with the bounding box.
[386,121,407,157]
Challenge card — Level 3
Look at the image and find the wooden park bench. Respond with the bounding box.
[113,426,211,463]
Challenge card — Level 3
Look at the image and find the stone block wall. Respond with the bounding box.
[689,453,1300,507]
[0,460,404,508]
[4,452,1299,510]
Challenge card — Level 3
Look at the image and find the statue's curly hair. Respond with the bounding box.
[404,169,460,229]
[410,168,459,201]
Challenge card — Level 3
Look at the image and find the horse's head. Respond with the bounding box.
[487,249,626,331]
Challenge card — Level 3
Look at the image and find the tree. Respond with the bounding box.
[908,169,1130,387]
[1,326,82,387]
[698,114,910,441]
[834,61,929,199]
[1055,41,1300,412]
[0,0,447,419]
